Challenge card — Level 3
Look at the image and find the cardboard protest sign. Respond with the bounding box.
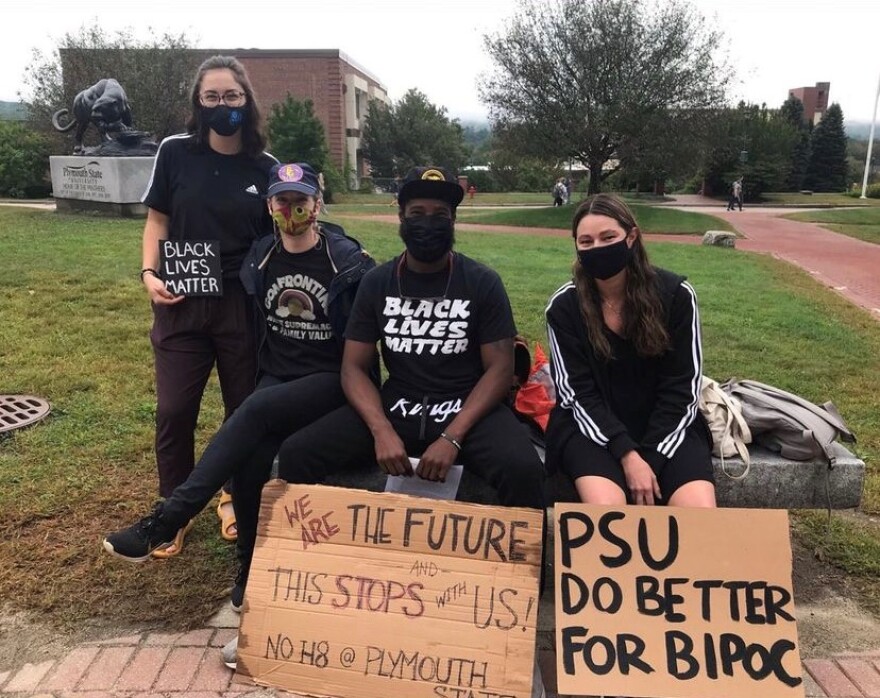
[237,481,544,698]
[555,505,803,698]
[159,239,222,296]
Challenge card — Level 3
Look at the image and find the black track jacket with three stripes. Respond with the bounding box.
[544,268,703,474]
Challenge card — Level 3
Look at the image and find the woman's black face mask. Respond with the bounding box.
[399,215,455,263]
[201,105,246,137]
[577,237,631,280]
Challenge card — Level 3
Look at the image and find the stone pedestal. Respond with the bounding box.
[49,155,155,217]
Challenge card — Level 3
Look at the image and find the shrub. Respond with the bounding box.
[0,122,51,198]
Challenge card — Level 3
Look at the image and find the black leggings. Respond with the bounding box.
[159,372,346,569]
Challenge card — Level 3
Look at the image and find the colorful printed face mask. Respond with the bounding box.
[272,204,316,236]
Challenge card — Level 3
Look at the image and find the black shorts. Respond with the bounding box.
[559,423,714,504]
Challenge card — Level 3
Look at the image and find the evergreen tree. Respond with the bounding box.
[805,103,847,192]
[267,95,344,199]
[779,96,811,191]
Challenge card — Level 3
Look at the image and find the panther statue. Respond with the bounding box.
[52,78,133,154]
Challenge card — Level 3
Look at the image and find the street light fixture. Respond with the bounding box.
[861,72,880,199]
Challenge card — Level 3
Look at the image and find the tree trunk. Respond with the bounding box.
[588,161,604,194]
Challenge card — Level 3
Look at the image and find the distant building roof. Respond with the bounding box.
[0,101,29,122]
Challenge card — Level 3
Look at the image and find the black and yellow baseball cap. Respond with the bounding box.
[397,166,464,208]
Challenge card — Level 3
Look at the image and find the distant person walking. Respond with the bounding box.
[553,178,567,207]
[726,177,743,211]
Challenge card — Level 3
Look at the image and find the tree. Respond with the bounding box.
[700,102,799,200]
[779,96,811,191]
[480,0,732,193]
[805,103,848,192]
[267,95,345,200]
[362,89,469,178]
[20,25,199,151]
[0,122,51,198]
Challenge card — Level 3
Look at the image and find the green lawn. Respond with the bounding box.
[0,206,878,628]
[454,203,734,234]
[785,207,880,245]
[760,192,880,207]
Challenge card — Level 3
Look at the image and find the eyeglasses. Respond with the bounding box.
[199,90,246,107]
[396,252,454,303]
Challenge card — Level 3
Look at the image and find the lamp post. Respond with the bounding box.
[861,72,880,199]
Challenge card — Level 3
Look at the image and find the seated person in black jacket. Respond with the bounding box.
[545,194,715,508]
[103,162,375,609]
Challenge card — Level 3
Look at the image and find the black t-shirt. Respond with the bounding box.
[345,252,516,397]
[143,134,276,277]
[259,243,341,380]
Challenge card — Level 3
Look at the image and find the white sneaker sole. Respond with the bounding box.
[102,538,169,562]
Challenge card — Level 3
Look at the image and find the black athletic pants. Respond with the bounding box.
[159,372,346,571]
[276,387,547,510]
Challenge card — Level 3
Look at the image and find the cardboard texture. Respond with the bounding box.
[555,504,803,698]
[237,481,544,698]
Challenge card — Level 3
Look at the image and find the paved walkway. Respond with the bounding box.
[1,610,878,697]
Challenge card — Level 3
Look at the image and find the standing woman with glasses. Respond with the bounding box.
[139,55,277,557]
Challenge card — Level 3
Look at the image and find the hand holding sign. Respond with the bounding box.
[143,271,184,305]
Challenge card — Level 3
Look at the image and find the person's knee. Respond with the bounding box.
[667,480,716,508]
[155,396,199,426]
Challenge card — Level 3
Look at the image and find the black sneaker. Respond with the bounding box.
[103,504,177,562]
[230,566,248,613]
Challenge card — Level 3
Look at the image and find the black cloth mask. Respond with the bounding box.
[577,238,631,280]
[399,215,455,263]
[201,105,245,137]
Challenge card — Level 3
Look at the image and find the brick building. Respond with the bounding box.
[231,49,389,182]
[59,47,389,184]
[788,82,830,125]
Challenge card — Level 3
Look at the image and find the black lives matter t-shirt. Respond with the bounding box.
[259,243,341,380]
[143,134,276,277]
[345,252,516,397]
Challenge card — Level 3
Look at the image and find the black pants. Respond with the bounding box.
[150,279,256,497]
[277,388,546,510]
[159,372,346,570]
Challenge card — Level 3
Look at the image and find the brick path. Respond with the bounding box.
[690,207,880,317]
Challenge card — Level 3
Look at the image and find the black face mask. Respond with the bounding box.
[201,105,245,137]
[577,238,631,280]
[400,215,455,263]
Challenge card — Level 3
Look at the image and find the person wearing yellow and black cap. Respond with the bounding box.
[104,162,375,616]
[276,165,546,504]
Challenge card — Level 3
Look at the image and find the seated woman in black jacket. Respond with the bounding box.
[545,194,715,508]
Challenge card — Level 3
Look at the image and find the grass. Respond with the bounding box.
[0,205,879,628]
[784,207,880,245]
[759,192,880,207]
[454,203,734,234]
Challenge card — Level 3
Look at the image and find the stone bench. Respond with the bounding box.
[325,442,865,510]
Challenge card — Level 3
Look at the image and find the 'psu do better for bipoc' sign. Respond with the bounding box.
[555,504,803,698]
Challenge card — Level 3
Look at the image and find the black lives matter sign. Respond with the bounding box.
[159,239,222,296]
[555,505,803,698]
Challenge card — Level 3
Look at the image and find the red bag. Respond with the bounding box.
[514,342,555,431]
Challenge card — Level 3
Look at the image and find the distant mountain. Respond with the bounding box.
[845,121,876,140]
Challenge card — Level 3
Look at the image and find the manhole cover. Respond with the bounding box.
[0,395,51,433]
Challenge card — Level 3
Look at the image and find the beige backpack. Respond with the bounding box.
[699,375,752,479]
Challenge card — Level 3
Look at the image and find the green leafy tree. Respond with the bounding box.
[362,89,469,177]
[21,24,199,151]
[481,0,732,193]
[267,95,345,200]
[0,122,51,198]
[779,96,811,191]
[805,103,848,192]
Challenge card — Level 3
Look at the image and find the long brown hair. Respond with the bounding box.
[185,55,266,157]
[571,194,670,360]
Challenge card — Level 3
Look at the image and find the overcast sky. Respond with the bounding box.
[3,0,879,124]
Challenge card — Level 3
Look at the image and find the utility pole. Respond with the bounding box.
[861,72,880,199]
